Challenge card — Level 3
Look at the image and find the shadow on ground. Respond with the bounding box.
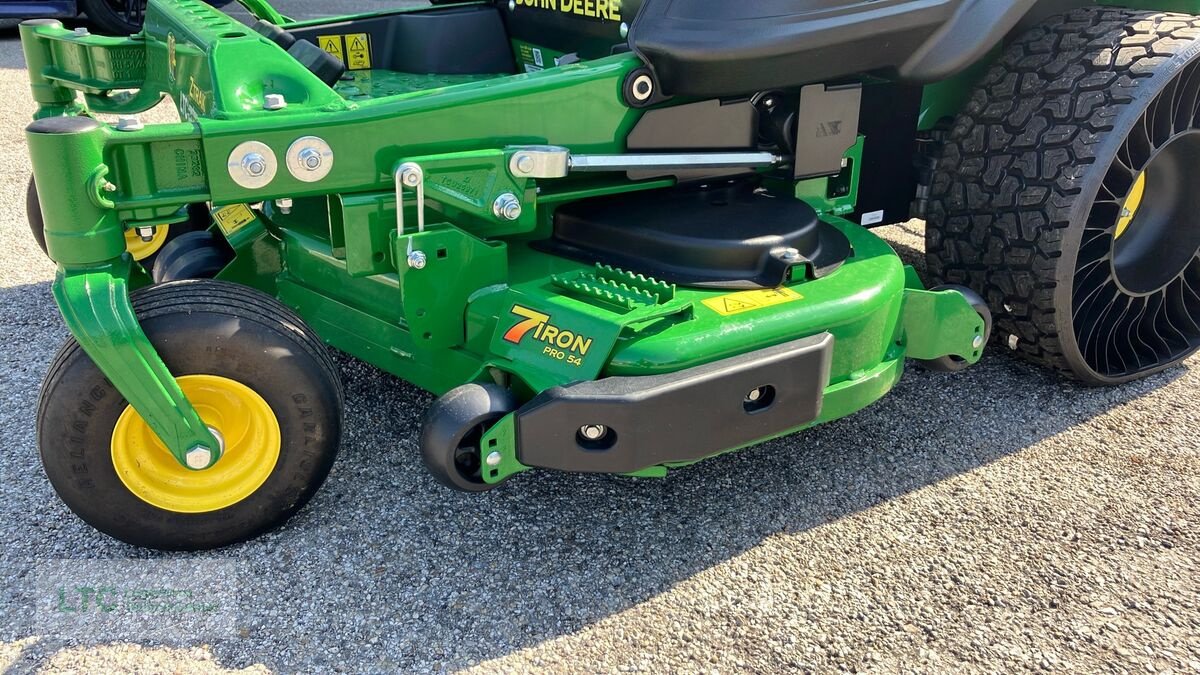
[0,259,1186,672]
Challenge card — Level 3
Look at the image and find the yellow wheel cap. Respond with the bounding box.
[124,224,170,261]
[111,375,281,513]
[1115,171,1146,240]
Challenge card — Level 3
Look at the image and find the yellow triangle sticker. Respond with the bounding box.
[702,287,804,317]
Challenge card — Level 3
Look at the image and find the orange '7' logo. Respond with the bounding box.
[503,306,551,344]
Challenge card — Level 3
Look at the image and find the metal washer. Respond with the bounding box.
[285,136,335,183]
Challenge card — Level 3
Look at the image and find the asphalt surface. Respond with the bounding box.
[0,3,1198,673]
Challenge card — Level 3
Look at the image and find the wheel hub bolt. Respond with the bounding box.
[486,451,503,467]
[973,335,985,349]
[185,446,213,470]
[580,424,607,441]
[407,250,427,270]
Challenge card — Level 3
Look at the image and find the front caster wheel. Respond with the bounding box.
[420,383,516,492]
[915,285,993,373]
[36,280,343,550]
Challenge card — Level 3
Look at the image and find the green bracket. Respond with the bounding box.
[900,272,987,364]
[54,260,222,469]
[479,414,528,484]
[399,151,537,238]
[393,224,508,350]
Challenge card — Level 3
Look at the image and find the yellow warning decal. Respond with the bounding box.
[346,33,371,70]
[213,204,256,236]
[702,287,804,317]
[317,35,345,62]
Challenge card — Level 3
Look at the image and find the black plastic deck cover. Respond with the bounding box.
[548,181,851,289]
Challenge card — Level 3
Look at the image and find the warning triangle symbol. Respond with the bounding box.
[723,298,757,312]
[350,37,366,51]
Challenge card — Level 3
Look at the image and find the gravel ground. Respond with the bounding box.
[0,3,1198,673]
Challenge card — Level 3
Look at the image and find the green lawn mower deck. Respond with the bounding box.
[22,0,1200,550]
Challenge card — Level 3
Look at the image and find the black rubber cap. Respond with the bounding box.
[27,115,102,135]
[288,40,347,88]
[252,19,296,49]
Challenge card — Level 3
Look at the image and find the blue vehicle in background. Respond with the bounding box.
[0,0,236,35]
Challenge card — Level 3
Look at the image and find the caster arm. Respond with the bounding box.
[29,115,221,471]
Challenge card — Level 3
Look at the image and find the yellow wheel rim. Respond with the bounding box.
[1115,171,1147,240]
[124,224,170,261]
[111,375,281,513]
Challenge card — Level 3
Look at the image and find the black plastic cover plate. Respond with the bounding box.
[515,333,833,474]
[548,181,851,289]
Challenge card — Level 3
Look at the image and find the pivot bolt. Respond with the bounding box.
[264,94,287,110]
[486,451,503,467]
[115,116,144,132]
[275,198,293,214]
[619,22,629,38]
[580,424,607,441]
[973,335,985,350]
[401,165,423,187]
[746,388,763,402]
[493,193,522,221]
[407,250,427,270]
[185,446,213,470]
[298,148,323,171]
[242,153,268,178]
[136,226,156,242]
[514,154,535,175]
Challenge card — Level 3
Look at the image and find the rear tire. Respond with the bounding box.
[928,8,1200,384]
[36,280,343,550]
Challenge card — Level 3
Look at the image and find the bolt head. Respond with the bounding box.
[746,388,762,402]
[779,247,802,262]
[508,0,515,10]
[580,424,607,441]
[493,193,522,221]
[407,250,427,270]
[401,167,422,187]
[486,451,503,467]
[115,116,144,132]
[298,148,323,171]
[185,446,212,470]
[242,153,268,177]
[973,335,985,350]
[263,94,287,110]
[515,154,535,174]
[74,26,89,36]
[275,198,293,214]
[619,22,629,38]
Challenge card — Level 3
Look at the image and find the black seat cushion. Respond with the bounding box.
[630,0,968,97]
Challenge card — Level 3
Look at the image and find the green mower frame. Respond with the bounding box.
[22,0,1200,548]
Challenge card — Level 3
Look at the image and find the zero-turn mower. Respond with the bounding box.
[20,0,1200,549]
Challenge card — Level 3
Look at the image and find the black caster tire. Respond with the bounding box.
[420,383,516,492]
[928,8,1200,385]
[79,0,145,35]
[915,285,993,373]
[36,280,343,550]
[27,176,208,271]
[152,230,234,283]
